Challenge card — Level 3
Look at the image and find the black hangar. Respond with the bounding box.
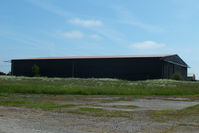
[11,54,189,80]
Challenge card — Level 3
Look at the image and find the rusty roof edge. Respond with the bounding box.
[12,54,177,61]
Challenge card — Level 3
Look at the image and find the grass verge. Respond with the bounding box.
[149,104,199,122]
[0,100,75,111]
[0,76,199,96]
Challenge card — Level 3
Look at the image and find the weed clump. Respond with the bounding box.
[32,64,40,77]
[171,72,184,81]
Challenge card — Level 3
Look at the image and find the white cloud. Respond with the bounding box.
[61,31,84,39]
[27,0,126,43]
[27,0,71,17]
[113,6,167,33]
[59,31,103,40]
[69,18,103,27]
[89,34,103,40]
[125,21,167,33]
[130,41,165,50]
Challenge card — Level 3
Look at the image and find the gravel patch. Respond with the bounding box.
[99,99,199,111]
[164,97,190,101]
[87,97,120,100]
[0,110,93,133]
[0,110,171,133]
[0,97,199,133]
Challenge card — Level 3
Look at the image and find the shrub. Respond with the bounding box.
[0,72,6,75]
[7,71,12,75]
[171,72,184,81]
[32,64,40,77]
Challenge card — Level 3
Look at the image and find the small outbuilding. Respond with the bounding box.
[11,54,189,80]
[187,73,196,81]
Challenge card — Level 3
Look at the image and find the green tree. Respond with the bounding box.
[32,64,40,77]
[171,72,184,81]
[0,72,6,75]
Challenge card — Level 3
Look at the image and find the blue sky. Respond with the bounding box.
[0,0,198,78]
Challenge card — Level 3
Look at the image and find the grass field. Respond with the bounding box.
[0,76,199,96]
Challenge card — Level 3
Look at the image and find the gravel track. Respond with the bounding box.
[0,98,199,133]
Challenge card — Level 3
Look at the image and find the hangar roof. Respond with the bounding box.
[12,54,189,68]
[13,54,176,60]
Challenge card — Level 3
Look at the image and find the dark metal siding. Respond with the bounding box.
[12,55,188,80]
[12,59,73,77]
[162,62,187,79]
[174,64,187,79]
[12,57,163,80]
[163,62,174,78]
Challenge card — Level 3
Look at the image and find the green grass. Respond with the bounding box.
[178,123,199,127]
[68,107,133,118]
[95,104,139,109]
[149,104,199,122]
[0,76,199,96]
[0,100,75,111]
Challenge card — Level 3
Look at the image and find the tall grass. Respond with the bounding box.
[0,76,199,96]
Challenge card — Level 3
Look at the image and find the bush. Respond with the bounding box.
[7,71,12,75]
[32,64,40,77]
[0,72,6,75]
[171,72,184,81]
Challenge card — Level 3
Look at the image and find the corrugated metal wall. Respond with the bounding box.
[162,62,187,79]
[12,56,188,80]
[12,58,162,80]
